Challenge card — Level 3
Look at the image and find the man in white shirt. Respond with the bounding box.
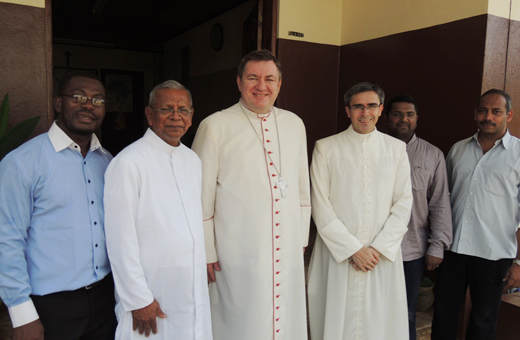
[308,82,413,340]
[432,89,520,340]
[104,80,212,340]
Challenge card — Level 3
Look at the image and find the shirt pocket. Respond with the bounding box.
[411,166,431,193]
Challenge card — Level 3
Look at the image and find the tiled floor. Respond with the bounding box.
[416,308,434,339]
[0,301,433,340]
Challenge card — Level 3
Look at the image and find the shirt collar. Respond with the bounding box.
[407,133,417,145]
[472,130,511,149]
[48,121,106,154]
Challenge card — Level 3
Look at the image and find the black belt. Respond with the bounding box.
[84,273,111,290]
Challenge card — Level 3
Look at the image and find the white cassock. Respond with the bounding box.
[308,126,412,340]
[191,102,311,340]
[104,129,212,340]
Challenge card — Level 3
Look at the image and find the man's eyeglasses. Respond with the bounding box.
[349,104,381,113]
[61,94,106,107]
[389,111,417,119]
[151,107,193,118]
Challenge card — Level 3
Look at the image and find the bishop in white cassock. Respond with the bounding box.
[104,81,212,340]
[192,50,311,340]
[308,83,413,340]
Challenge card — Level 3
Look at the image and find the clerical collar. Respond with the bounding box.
[347,125,378,141]
[240,99,273,118]
[145,128,179,154]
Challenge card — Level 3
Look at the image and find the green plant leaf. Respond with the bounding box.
[0,115,41,160]
[0,93,10,140]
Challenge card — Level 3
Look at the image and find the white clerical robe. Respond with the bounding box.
[308,126,412,340]
[104,129,212,340]
[192,102,311,340]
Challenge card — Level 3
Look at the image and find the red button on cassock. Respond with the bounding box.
[276,306,280,309]
[276,223,280,226]
[276,211,280,214]
[267,140,271,143]
[276,235,280,238]
[276,248,281,251]
[276,271,280,274]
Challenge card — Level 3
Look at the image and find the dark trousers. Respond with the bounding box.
[403,256,424,340]
[31,273,117,340]
[431,251,511,340]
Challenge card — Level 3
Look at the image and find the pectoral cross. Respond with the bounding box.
[276,177,289,198]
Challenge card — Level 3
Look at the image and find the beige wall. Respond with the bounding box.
[278,0,342,45]
[340,0,490,45]
[2,0,43,7]
[278,0,519,46]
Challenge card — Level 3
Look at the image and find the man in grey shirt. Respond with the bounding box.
[385,94,453,340]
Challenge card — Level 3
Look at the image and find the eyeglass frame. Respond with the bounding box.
[60,94,107,107]
[149,107,194,118]
[348,103,382,113]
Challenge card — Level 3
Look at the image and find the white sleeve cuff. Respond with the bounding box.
[8,299,39,328]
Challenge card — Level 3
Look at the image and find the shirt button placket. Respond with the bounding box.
[362,140,371,243]
[84,158,100,276]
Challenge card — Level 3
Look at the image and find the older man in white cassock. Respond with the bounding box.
[308,82,413,340]
[192,50,311,340]
[104,80,212,340]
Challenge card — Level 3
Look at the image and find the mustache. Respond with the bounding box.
[479,120,496,126]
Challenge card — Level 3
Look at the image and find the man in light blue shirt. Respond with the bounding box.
[432,89,520,340]
[0,74,116,339]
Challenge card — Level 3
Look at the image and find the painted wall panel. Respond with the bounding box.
[0,1,50,135]
[277,39,340,156]
[505,19,520,135]
[338,16,488,154]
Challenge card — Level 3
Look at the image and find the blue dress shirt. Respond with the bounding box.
[0,122,112,327]
[447,131,520,261]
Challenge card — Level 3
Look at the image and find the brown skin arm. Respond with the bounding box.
[425,254,443,271]
[503,229,520,291]
[131,299,166,337]
[13,319,44,340]
[207,261,221,283]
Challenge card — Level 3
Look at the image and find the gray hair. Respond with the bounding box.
[344,82,385,107]
[148,80,193,107]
